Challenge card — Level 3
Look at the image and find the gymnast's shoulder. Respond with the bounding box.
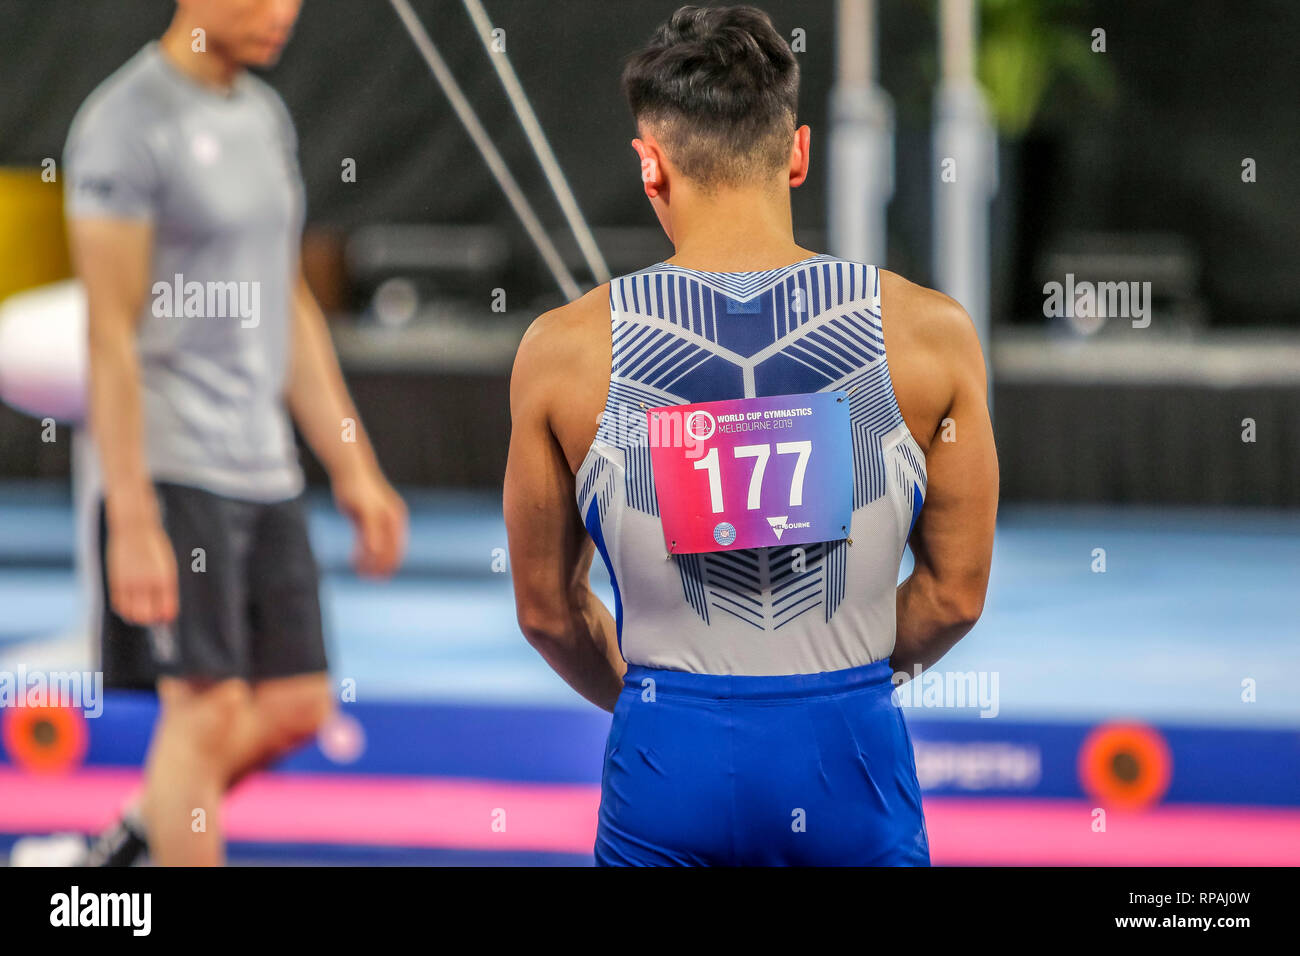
[510,281,612,397]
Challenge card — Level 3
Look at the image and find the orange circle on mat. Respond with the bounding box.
[2,705,89,774]
[1078,722,1172,809]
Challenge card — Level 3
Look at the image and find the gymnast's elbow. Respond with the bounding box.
[940,586,986,633]
[514,599,573,652]
[911,564,988,634]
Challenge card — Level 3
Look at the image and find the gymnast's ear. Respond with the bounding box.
[631,136,667,199]
[789,124,811,189]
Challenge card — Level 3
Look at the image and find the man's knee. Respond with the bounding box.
[254,673,333,752]
[157,678,253,765]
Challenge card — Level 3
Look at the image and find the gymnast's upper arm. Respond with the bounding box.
[70,219,154,343]
[64,93,161,339]
[908,298,999,622]
[503,312,594,640]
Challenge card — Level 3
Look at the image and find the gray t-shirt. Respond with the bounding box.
[65,42,305,502]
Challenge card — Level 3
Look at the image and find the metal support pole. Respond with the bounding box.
[828,0,893,267]
[932,0,997,404]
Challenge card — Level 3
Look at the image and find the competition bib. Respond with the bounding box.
[646,391,852,554]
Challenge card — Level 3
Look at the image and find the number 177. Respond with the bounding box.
[693,441,812,513]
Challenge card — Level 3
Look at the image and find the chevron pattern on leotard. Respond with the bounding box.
[590,257,913,630]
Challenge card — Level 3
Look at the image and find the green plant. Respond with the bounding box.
[977,0,1116,137]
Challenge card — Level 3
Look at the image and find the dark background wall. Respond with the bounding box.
[3,0,1298,325]
[2,1,1297,502]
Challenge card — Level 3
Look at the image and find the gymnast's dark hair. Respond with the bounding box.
[621,5,799,190]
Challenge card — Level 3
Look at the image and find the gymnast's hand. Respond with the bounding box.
[106,518,179,627]
[333,469,409,578]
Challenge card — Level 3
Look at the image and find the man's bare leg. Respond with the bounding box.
[225,673,334,788]
[94,673,331,866]
[130,672,331,865]
[140,677,253,866]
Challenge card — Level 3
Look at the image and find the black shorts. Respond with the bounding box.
[98,482,328,690]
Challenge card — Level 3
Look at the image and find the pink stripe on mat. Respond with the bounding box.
[3,768,1299,863]
[0,767,599,853]
[924,797,1300,866]
[222,774,599,852]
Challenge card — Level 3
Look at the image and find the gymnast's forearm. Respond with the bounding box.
[520,588,626,713]
[88,318,159,530]
[286,275,382,487]
[891,569,982,678]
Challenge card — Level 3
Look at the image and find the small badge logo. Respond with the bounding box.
[191,131,221,165]
[685,409,716,442]
[712,522,737,546]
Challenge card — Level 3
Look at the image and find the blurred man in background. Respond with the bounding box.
[57,0,407,865]
[505,4,997,865]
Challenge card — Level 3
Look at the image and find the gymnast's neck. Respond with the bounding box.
[158,11,245,93]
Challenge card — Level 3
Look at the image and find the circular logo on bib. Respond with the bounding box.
[685,409,715,442]
[713,522,737,546]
